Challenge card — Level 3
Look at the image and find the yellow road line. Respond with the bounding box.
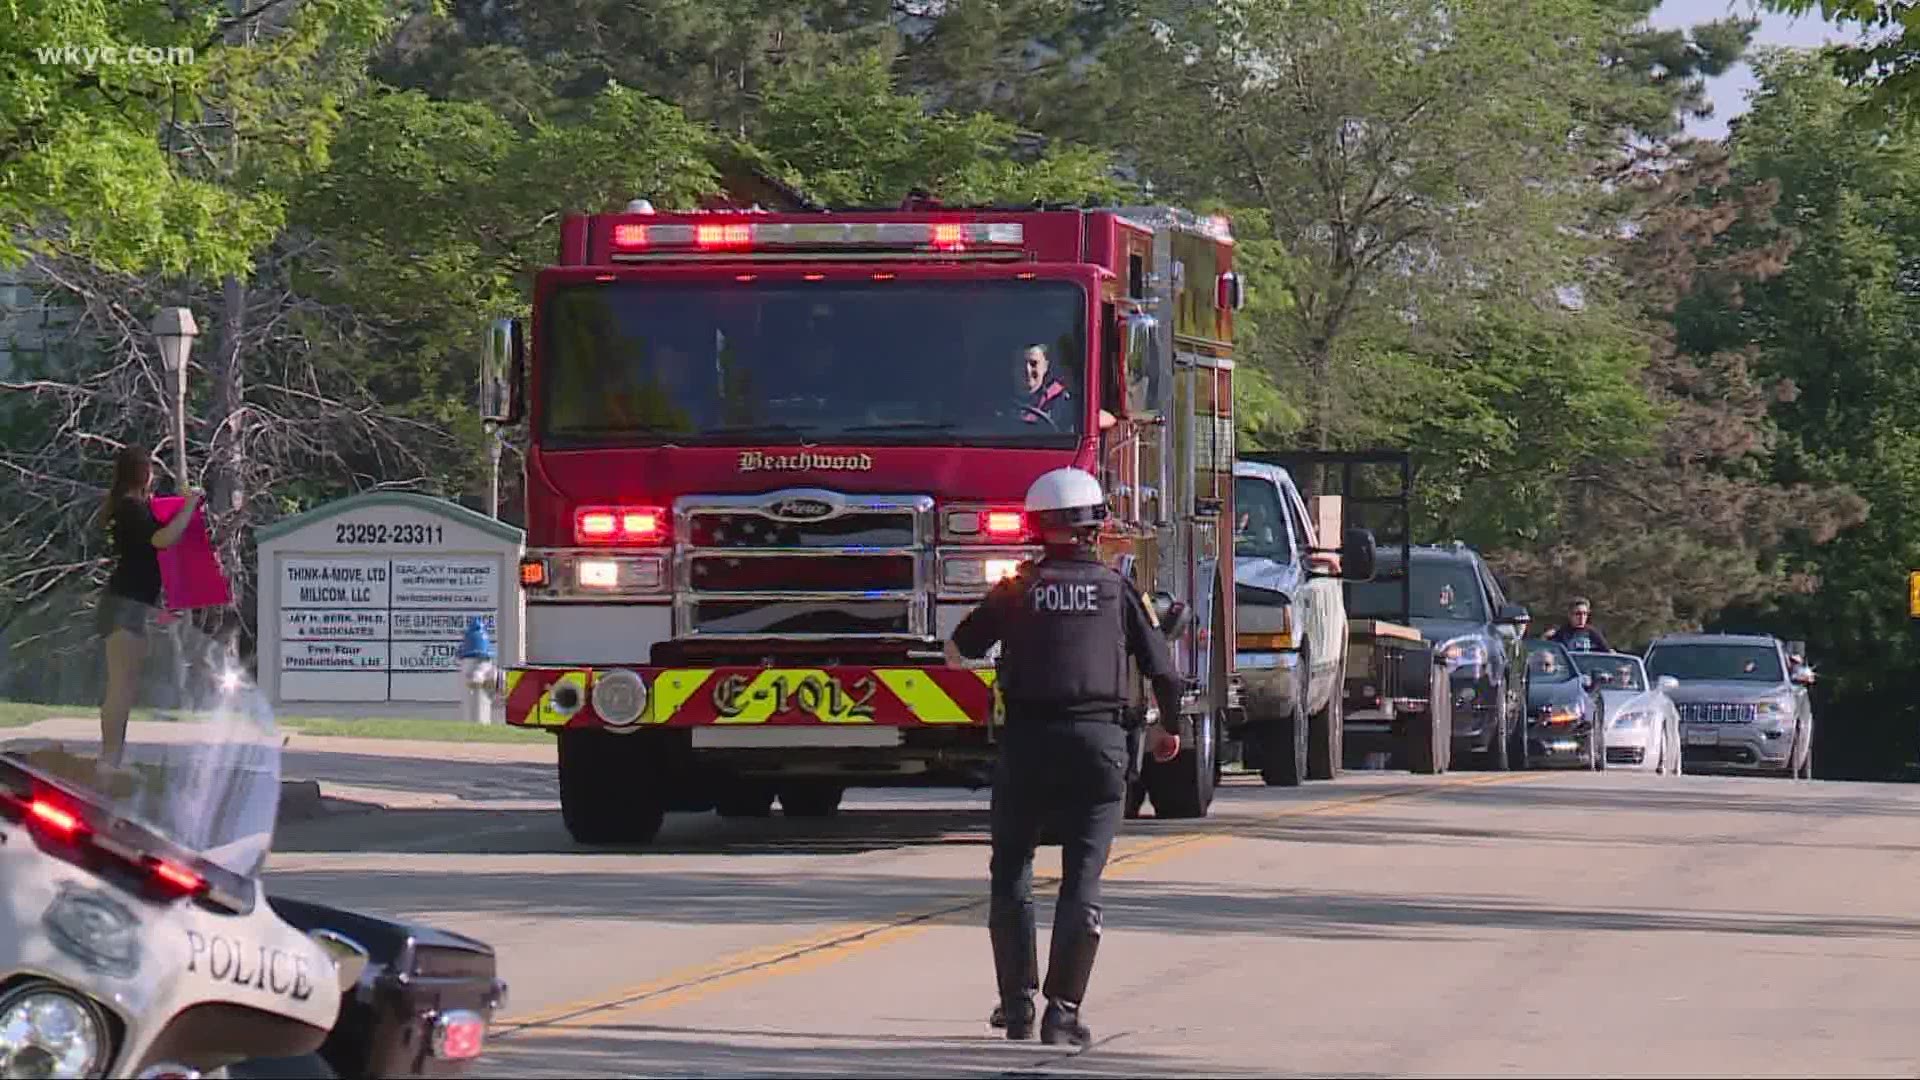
[495,771,1546,1037]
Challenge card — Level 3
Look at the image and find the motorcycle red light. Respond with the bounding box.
[151,858,204,895]
[28,800,81,837]
[432,1010,487,1060]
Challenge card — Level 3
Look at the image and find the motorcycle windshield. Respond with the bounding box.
[2,597,279,881]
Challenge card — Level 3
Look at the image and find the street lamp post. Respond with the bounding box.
[151,307,198,493]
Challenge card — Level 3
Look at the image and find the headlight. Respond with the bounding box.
[941,555,1026,589]
[1440,637,1487,670]
[1754,699,1790,717]
[0,984,109,1079]
[1610,710,1651,729]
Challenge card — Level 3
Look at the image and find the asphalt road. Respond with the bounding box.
[264,752,1920,1078]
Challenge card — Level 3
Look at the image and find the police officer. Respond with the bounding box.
[944,466,1184,1046]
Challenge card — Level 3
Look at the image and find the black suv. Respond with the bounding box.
[1344,542,1531,768]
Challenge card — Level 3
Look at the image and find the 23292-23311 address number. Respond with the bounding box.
[711,673,878,720]
[334,522,446,545]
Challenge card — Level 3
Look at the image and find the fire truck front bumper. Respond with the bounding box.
[505,665,999,731]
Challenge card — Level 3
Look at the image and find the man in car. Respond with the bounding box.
[1016,344,1075,427]
[1546,597,1612,653]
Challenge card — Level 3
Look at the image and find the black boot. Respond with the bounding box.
[1041,999,1092,1048]
[1040,922,1100,1048]
[988,900,1038,1039]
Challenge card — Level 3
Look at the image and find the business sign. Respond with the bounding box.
[255,494,523,710]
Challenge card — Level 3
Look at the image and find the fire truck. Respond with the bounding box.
[478,198,1362,844]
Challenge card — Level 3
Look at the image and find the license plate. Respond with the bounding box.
[1685,729,1718,746]
[709,671,880,721]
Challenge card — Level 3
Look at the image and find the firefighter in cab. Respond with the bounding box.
[945,466,1184,1046]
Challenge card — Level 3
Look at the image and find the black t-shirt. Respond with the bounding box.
[106,496,163,605]
[1547,623,1611,653]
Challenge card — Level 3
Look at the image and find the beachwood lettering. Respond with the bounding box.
[737,451,874,473]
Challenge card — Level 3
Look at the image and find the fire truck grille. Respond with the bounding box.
[689,510,916,549]
[688,599,914,636]
[689,553,915,593]
[677,493,932,638]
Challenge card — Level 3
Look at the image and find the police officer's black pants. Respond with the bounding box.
[988,717,1128,1011]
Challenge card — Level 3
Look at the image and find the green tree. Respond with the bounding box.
[751,50,1123,206]
[1695,52,1920,776]
[1088,0,1628,451]
[1758,0,1920,120]
[1,0,387,276]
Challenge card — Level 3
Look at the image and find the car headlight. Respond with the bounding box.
[1610,709,1651,729]
[1439,637,1487,670]
[0,983,110,1079]
[1753,699,1790,717]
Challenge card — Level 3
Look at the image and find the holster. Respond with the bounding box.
[1122,705,1147,784]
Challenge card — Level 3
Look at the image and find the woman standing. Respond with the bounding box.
[95,445,200,767]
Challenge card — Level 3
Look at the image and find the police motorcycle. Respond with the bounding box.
[0,605,506,1078]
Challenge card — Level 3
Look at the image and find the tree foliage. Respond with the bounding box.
[1687,53,1920,775]
[1759,0,1920,121]
[1,0,393,276]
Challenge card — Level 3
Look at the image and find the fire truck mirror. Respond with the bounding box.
[480,317,524,424]
[1120,311,1165,418]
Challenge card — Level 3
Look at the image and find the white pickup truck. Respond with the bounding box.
[1230,460,1358,785]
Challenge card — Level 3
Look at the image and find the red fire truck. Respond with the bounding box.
[481,198,1275,844]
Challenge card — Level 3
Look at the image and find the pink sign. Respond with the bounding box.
[150,496,232,611]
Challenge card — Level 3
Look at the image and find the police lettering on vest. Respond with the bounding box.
[1031,581,1100,614]
[995,560,1128,711]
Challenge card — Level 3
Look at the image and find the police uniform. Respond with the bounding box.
[948,482,1182,1046]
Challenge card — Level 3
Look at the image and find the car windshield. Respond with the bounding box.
[1571,653,1646,691]
[1,601,278,880]
[1645,643,1785,683]
[538,279,1087,448]
[1233,475,1293,563]
[1526,640,1578,683]
[1346,557,1488,622]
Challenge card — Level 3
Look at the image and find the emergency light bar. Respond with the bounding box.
[609,220,1024,255]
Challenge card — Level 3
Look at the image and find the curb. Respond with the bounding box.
[278,779,325,821]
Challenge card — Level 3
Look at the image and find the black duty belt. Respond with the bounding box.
[1002,704,1125,726]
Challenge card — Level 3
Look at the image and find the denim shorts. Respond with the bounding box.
[94,592,154,639]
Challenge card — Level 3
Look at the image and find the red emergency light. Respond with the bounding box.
[606,219,1025,256]
[696,223,752,248]
[941,505,1029,543]
[150,857,206,896]
[984,510,1025,539]
[575,506,666,545]
[28,799,81,837]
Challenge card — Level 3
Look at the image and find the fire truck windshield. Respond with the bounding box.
[538,279,1088,447]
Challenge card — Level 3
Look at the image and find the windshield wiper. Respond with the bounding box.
[838,421,957,434]
[694,422,819,439]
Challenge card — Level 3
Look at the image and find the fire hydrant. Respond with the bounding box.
[458,616,501,726]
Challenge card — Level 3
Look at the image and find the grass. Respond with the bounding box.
[0,700,550,743]
[0,702,82,728]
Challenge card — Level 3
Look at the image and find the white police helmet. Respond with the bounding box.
[1024,467,1107,531]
